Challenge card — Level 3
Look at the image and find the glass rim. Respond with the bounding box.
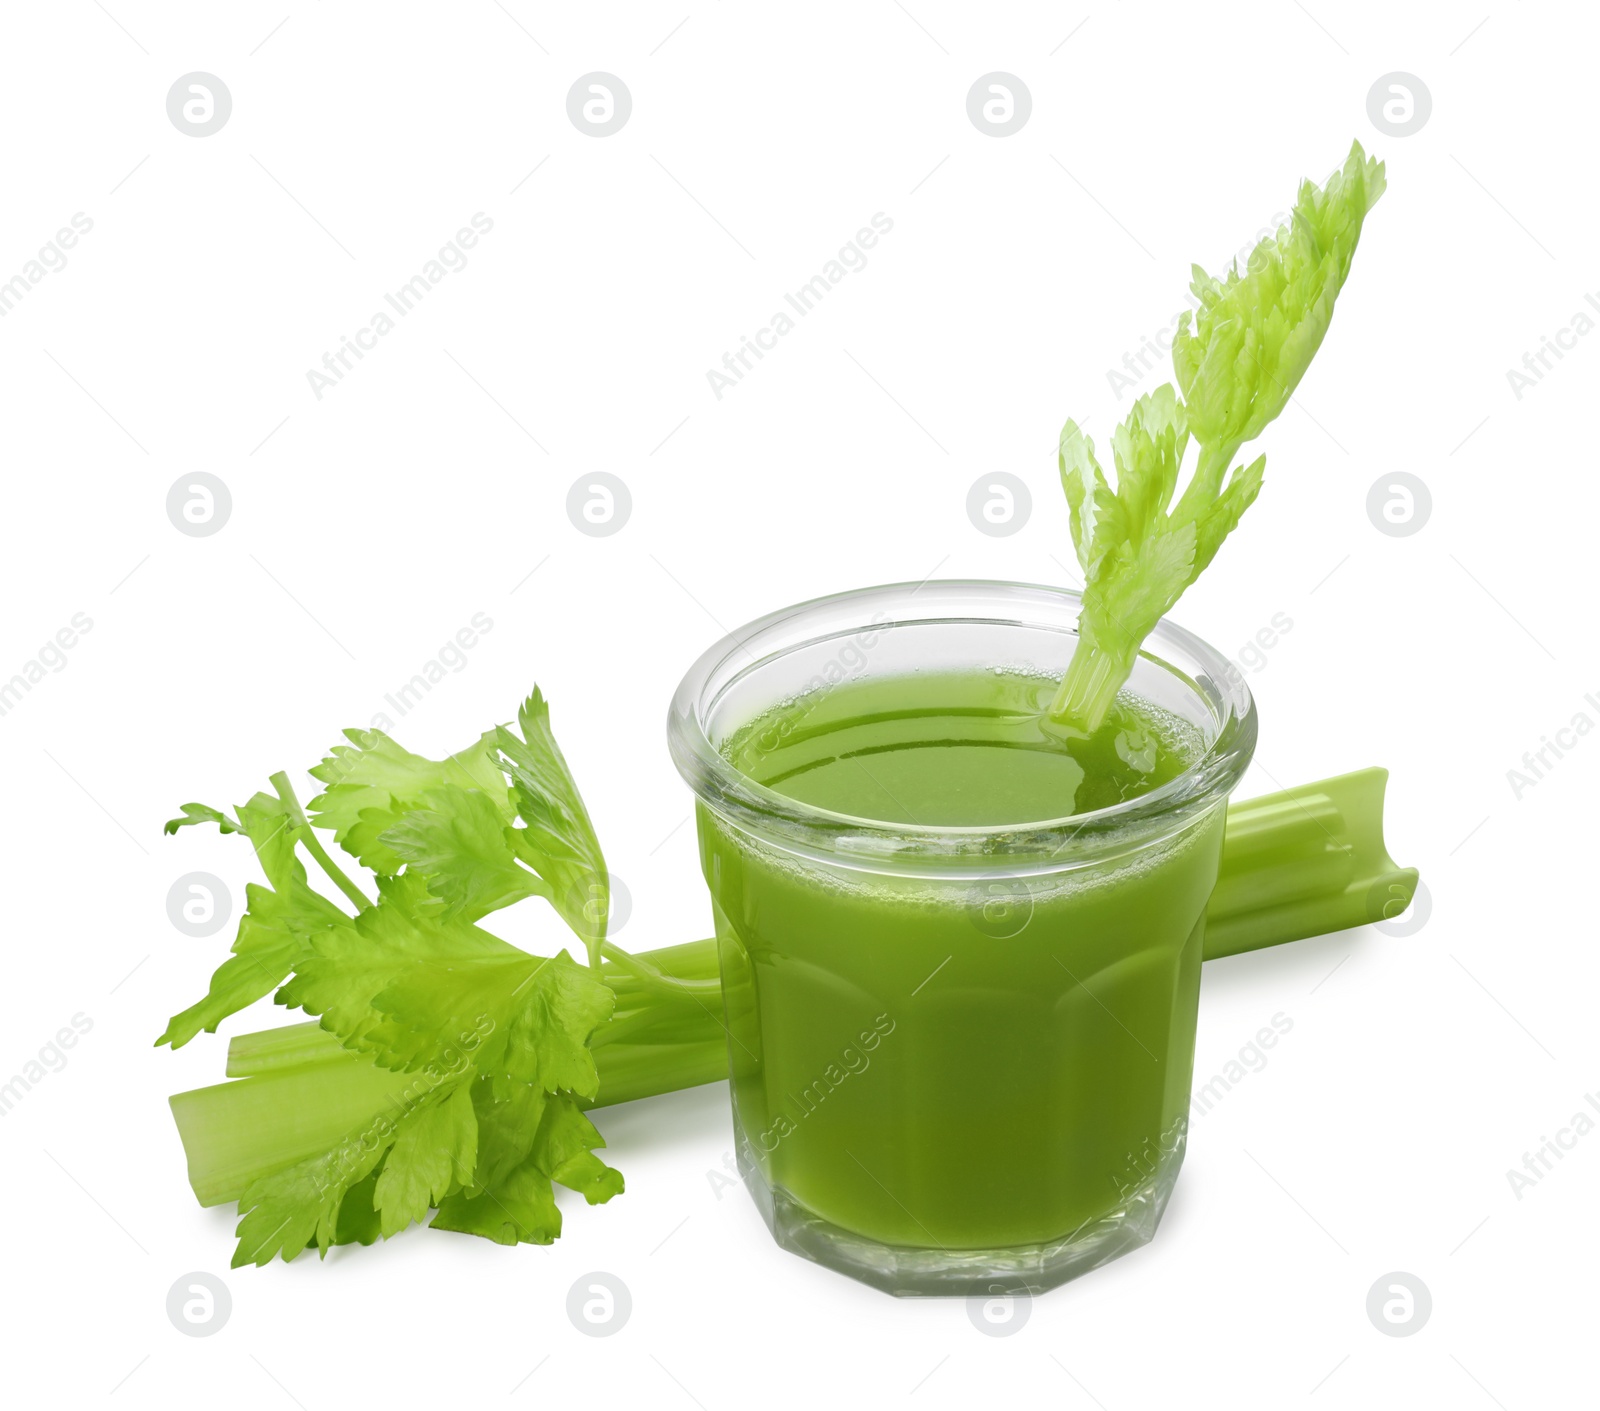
[667,579,1257,870]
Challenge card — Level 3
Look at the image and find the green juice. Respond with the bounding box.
[698,669,1222,1255]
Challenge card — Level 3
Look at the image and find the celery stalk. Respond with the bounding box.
[1049,146,1386,732]
[171,1058,415,1207]
[173,1026,731,1208]
[1202,767,1415,960]
[170,768,1414,1209]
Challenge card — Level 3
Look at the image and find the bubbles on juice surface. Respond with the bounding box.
[1114,726,1159,775]
[1053,693,1199,813]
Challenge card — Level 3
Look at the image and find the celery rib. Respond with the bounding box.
[1202,767,1416,960]
[171,768,1414,1210]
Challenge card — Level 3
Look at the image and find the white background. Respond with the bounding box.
[1,2,1593,1406]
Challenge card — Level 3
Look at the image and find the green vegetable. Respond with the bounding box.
[1052,141,1386,732]
[165,731,1413,1236]
[156,689,720,1265]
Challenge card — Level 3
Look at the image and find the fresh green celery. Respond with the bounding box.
[170,768,1413,1211]
[175,1026,729,1207]
[172,1057,416,1208]
[1050,145,1386,731]
[1203,767,1416,960]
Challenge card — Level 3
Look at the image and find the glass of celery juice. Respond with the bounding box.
[669,581,1256,1295]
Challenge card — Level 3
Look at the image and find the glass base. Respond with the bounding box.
[735,1127,1186,1298]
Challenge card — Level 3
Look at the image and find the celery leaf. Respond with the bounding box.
[372,1080,479,1237]
[231,1075,477,1264]
[495,689,610,963]
[1172,140,1385,457]
[380,784,549,921]
[431,1083,622,1246]
[278,873,614,1100]
[157,794,351,1049]
[308,728,511,874]
[164,802,240,835]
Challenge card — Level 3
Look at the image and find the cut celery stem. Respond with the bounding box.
[1202,767,1416,960]
[1051,441,1245,734]
[171,1057,414,1206]
[170,768,1415,1209]
[176,1025,731,1207]
[1047,633,1134,734]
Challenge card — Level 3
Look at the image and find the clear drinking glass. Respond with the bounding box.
[668,581,1257,1295]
